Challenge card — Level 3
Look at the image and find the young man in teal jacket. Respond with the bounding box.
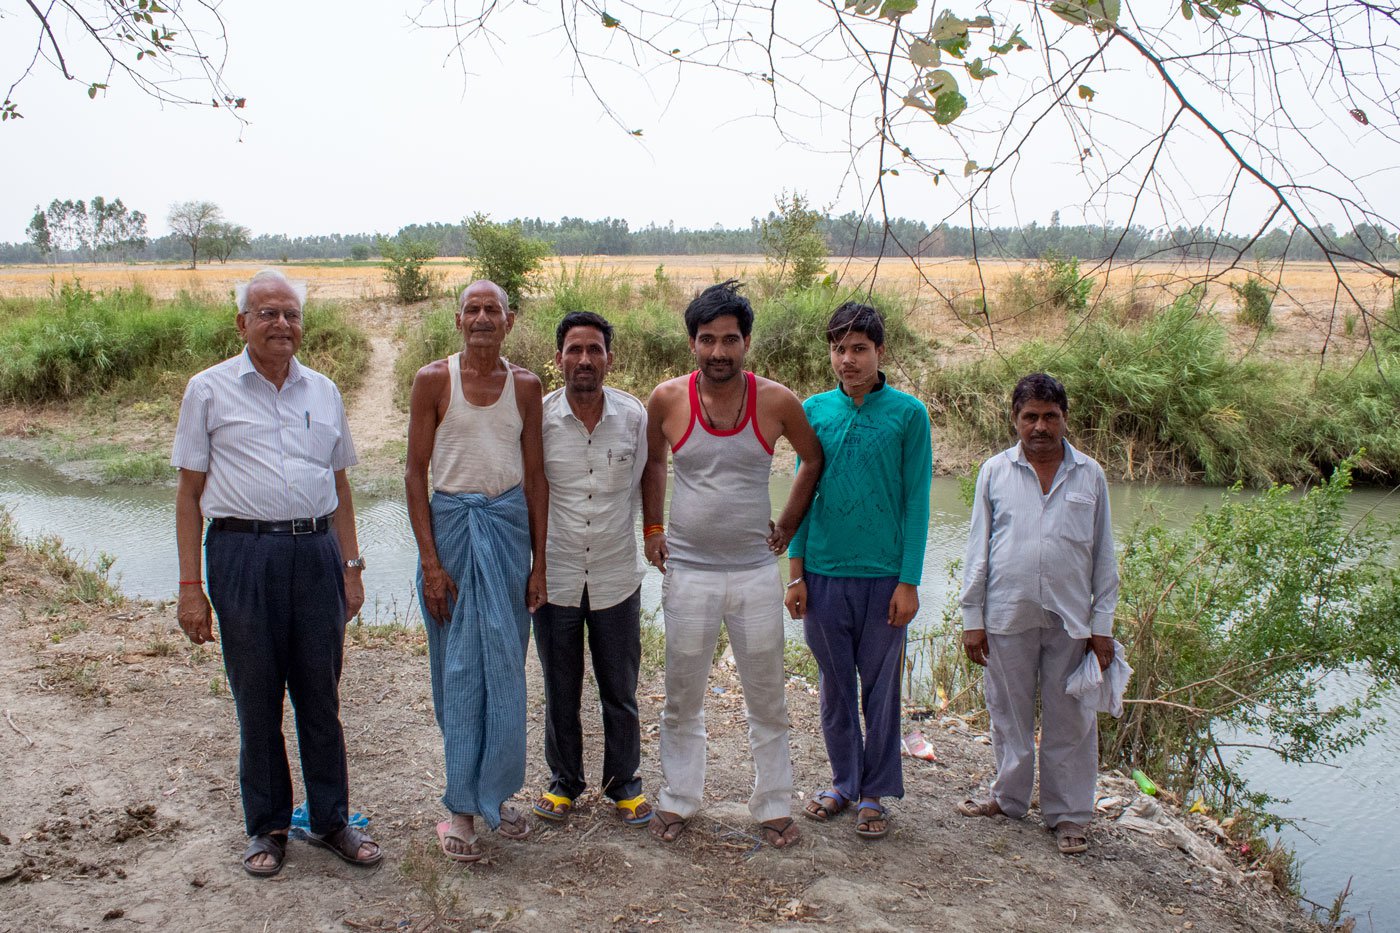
[785,302,933,840]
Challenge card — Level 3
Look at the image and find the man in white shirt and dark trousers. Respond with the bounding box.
[956,373,1119,856]
[172,269,381,877]
[531,312,653,827]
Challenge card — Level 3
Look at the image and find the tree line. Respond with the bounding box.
[4,201,1397,266]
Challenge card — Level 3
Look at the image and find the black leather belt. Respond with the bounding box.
[210,516,331,535]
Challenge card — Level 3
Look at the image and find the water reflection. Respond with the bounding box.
[2,455,1398,923]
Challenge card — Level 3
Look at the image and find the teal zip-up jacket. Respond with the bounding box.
[788,373,933,584]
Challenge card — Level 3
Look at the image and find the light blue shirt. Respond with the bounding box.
[960,440,1119,638]
[171,349,356,520]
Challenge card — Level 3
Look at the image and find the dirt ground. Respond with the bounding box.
[0,538,1318,933]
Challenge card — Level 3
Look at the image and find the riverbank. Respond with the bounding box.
[0,515,1321,931]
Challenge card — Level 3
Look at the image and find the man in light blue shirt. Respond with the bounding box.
[956,373,1118,856]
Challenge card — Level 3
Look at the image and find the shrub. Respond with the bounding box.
[350,244,371,262]
[378,236,440,304]
[465,212,551,308]
[1230,274,1275,329]
[759,191,828,292]
[995,253,1093,320]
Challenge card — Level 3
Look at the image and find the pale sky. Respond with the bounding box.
[2,1,1395,245]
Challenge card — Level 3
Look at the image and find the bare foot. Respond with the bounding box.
[648,809,688,842]
[444,814,477,856]
[759,817,800,849]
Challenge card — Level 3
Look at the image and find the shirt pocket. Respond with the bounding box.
[298,417,342,466]
[1058,491,1097,545]
[599,442,638,494]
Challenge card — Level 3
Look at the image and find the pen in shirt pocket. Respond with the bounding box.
[304,410,310,429]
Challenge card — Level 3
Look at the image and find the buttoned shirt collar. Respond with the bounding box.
[835,370,888,407]
[236,347,305,388]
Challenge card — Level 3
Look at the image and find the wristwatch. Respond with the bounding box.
[343,557,366,571]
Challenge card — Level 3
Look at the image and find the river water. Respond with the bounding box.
[2,456,1397,924]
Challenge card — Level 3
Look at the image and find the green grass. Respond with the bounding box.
[0,279,370,403]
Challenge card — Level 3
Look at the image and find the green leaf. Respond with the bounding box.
[925,69,959,97]
[1198,3,1220,17]
[852,0,880,13]
[989,28,1031,54]
[909,38,941,68]
[629,129,643,136]
[1181,0,1194,18]
[1088,0,1120,24]
[1051,1,1091,25]
[601,12,621,28]
[963,159,979,176]
[967,57,997,80]
[1078,84,1096,101]
[937,35,970,58]
[879,0,918,18]
[933,89,967,125]
[931,10,968,40]
[969,15,995,28]
[903,92,934,113]
[88,85,98,99]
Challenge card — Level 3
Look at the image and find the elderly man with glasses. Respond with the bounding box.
[172,268,382,878]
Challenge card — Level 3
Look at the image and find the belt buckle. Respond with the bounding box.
[290,517,314,535]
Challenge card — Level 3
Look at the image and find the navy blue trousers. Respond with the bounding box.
[205,524,349,838]
[533,586,643,801]
[802,574,906,801]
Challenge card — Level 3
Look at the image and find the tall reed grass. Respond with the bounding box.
[0,280,370,402]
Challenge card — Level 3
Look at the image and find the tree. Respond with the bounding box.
[167,201,223,269]
[378,235,440,303]
[425,1,1399,353]
[25,197,147,261]
[760,192,828,291]
[204,222,251,264]
[4,1,246,124]
[464,212,551,309]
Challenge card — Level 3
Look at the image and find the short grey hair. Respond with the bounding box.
[236,269,308,314]
[458,279,510,312]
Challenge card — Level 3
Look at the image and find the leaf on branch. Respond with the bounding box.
[1,100,21,122]
[1181,0,1194,18]
[903,92,934,113]
[601,12,621,28]
[989,28,1031,54]
[1349,108,1368,126]
[925,69,959,97]
[879,0,919,19]
[848,0,881,13]
[964,159,979,176]
[1198,3,1220,18]
[933,89,967,125]
[87,83,108,99]
[937,35,970,58]
[969,15,995,28]
[967,58,997,80]
[1051,1,1091,25]
[909,38,941,68]
[1078,84,1096,101]
[629,129,643,136]
[931,10,968,40]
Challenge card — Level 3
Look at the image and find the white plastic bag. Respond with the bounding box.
[1066,639,1132,718]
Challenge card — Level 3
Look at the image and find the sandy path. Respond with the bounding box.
[348,321,404,454]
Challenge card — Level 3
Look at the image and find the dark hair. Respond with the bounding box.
[684,279,753,339]
[826,301,885,347]
[555,311,614,351]
[1011,372,1069,415]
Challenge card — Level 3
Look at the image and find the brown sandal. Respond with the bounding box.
[241,832,288,878]
[955,796,1003,818]
[1055,822,1089,854]
[759,817,801,849]
[306,825,382,866]
[649,810,688,842]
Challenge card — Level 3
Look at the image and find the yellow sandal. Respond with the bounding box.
[615,795,652,826]
[532,792,573,822]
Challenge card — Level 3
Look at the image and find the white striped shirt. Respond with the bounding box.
[171,349,357,520]
[541,386,647,610]
[960,440,1119,638]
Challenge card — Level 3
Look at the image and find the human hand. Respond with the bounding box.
[1089,634,1115,671]
[177,587,215,644]
[784,579,807,620]
[421,562,458,624]
[962,629,989,667]
[766,519,794,555]
[343,569,365,623]
[645,532,668,574]
[527,567,548,613]
[887,583,919,628]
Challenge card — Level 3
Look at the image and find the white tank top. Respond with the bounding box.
[429,352,524,497]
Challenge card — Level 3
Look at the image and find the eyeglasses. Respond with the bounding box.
[246,308,303,324]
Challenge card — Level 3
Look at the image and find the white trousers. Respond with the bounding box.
[658,564,794,822]
[984,622,1098,828]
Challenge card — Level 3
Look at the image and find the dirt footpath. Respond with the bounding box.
[0,539,1315,932]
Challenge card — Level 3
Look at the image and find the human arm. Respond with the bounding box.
[332,468,364,623]
[517,369,549,612]
[405,362,455,624]
[175,468,214,644]
[769,388,823,554]
[889,403,934,627]
[641,384,672,573]
[783,556,806,620]
[1088,466,1119,666]
[960,462,993,665]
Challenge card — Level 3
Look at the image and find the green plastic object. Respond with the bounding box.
[1131,769,1159,796]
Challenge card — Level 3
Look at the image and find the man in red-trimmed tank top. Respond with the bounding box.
[641,279,824,849]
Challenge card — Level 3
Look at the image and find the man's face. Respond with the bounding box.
[689,315,749,384]
[1014,397,1067,457]
[457,283,513,351]
[236,280,303,364]
[829,330,884,391]
[557,325,612,394]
